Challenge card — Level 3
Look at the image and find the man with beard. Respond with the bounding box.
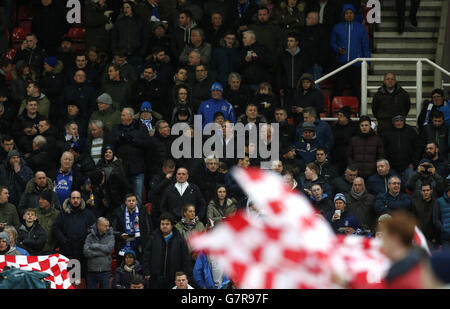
[422,142,449,179]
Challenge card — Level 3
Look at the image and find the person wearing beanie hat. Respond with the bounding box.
[140,101,152,112]
[89,93,121,133]
[418,88,448,133]
[44,56,58,69]
[39,189,54,205]
[338,106,352,121]
[302,121,315,132]
[97,93,113,105]
[112,247,144,289]
[292,73,324,123]
[295,121,322,164]
[0,231,14,255]
[139,101,156,134]
[197,80,236,128]
[326,192,360,235]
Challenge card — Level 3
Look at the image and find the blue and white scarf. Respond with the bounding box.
[119,206,140,256]
[237,1,250,18]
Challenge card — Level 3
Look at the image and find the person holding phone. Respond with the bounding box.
[325,193,360,234]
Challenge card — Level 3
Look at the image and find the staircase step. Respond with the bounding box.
[374,31,438,39]
[382,10,441,17]
[368,75,434,82]
[375,40,437,50]
[381,0,443,8]
[371,53,435,60]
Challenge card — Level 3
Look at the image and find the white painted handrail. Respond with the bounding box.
[315,58,450,122]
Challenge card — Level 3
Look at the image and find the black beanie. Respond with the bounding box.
[40,190,53,204]
[338,106,352,120]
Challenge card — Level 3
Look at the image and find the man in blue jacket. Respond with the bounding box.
[375,176,413,216]
[330,4,370,105]
[296,107,334,153]
[197,82,236,128]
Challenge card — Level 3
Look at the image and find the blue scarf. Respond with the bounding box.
[151,4,160,19]
[237,1,250,18]
[119,206,140,256]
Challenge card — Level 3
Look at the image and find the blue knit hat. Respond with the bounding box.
[334,193,346,204]
[124,249,136,259]
[211,82,223,92]
[140,101,152,112]
[44,56,58,68]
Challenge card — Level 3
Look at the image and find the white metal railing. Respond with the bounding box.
[315,58,450,122]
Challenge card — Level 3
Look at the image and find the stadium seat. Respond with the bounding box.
[66,27,86,42]
[331,96,359,116]
[322,95,330,117]
[4,48,17,61]
[145,202,152,216]
[12,27,29,42]
[18,5,33,21]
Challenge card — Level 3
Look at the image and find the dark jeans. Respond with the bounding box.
[86,271,111,289]
[396,0,420,21]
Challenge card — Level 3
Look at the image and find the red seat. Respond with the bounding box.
[12,27,30,44]
[322,95,330,117]
[145,202,153,216]
[331,96,359,117]
[18,5,33,21]
[4,48,17,61]
[66,27,86,42]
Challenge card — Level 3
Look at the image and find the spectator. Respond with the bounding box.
[314,148,338,182]
[207,185,237,226]
[102,49,138,84]
[13,33,47,76]
[35,189,60,254]
[298,162,332,198]
[37,119,59,164]
[382,115,424,185]
[83,217,115,289]
[366,159,400,196]
[371,72,411,135]
[330,106,360,174]
[277,0,306,37]
[197,82,236,129]
[18,171,59,217]
[53,190,97,277]
[172,0,203,29]
[347,115,384,179]
[280,144,304,179]
[62,121,86,156]
[17,208,47,255]
[248,6,283,65]
[17,81,52,121]
[101,64,132,111]
[112,248,143,289]
[331,165,358,196]
[3,225,29,256]
[0,136,16,164]
[160,167,206,223]
[179,28,212,66]
[10,63,37,112]
[111,1,148,74]
[374,176,413,215]
[418,88,448,134]
[172,271,194,289]
[236,30,273,92]
[0,231,20,255]
[293,74,324,125]
[190,156,225,204]
[23,135,52,175]
[171,86,194,126]
[61,70,97,118]
[12,99,45,150]
[146,46,174,85]
[131,64,169,119]
[421,111,449,160]
[137,102,157,135]
[175,204,205,247]
[277,35,309,115]
[250,82,279,122]
[345,177,376,234]
[193,251,231,289]
[171,10,199,60]
[211,32,240,86]
[434,184,450,248]
[142,212,193,289]
[57,101,88,140]
[86,120,111,165]
[137,0,171,35]
[55,151,84,206]
[325,193,361,235]
[422,142,449,179]
[204,12,228,49]
[223,72,250,119]
[406,159,445,198]
[130,274,146,289]
[396,0,420,33]
[0,150,34,207]
[296,107,334,153]
[305,0,342,35]
[275,108,296,146]
[112,193,151,260]
[295,121,321,164]
[89,93,122,134]
[230,0,259,34]
[309,183,334,216]
[56,38,76,73]
[64,53,99,88]
[190,64,215,112]
[330,4,370,104]
[40,57,65,120]
[412,182,438,246]
[30,0,69,56]
[111,108,151,205]
[85,0,114,53]
[0,186,20,230]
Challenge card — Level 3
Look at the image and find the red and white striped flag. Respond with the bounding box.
[413,226,431,255]
[0,254,74,289]
[188,167,391,289]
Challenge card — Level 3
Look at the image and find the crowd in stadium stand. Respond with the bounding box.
[0,0,450,289]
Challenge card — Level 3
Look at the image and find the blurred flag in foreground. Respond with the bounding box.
[188,167,391,289]
[0,254,73,289]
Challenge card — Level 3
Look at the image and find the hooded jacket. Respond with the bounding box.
[83,223,115,272]
[18,177,60,217]
[198,97,236,128]
[296,117,334,153]
[113,258,143,289]
[52,198,96,260]
[330,4,370,65]
[171,20,198,59]
[17,221,47,255]
[294,73,324,113]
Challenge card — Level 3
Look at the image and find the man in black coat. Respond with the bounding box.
[112,193,151,261]
[52,190,96,277]
[190,157,225,205]
[222,72,250,119]
[17,208,47,255]
[13,33,47,76]
[143,212,192,289]
[61,70,98,118]
[131,64,169,119]
[421,111,449,160]
[382,115,424,186]
[422,141,449,179]
[110,108,151,205]
[190,64,215,112]
[304,0,343,36]
[160,167,206,223]
[331,165,358,196]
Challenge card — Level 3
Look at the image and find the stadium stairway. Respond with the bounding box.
[368,0,443,126]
